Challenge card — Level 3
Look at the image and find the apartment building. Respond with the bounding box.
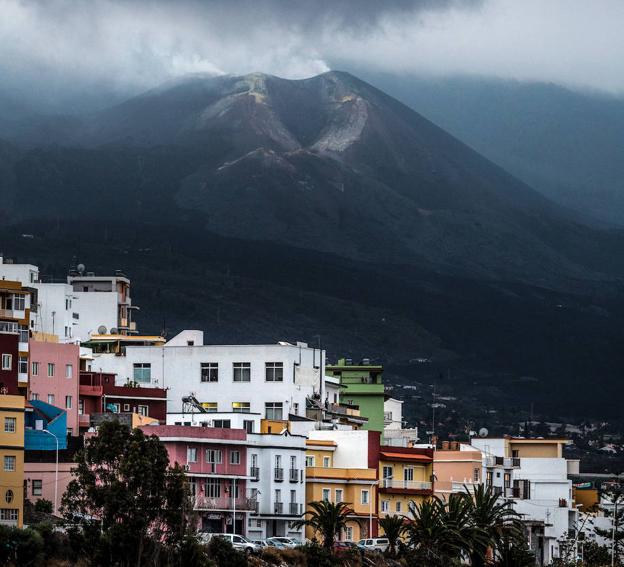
[28,340,80,435]
[0,394,25,527]
[79,371,167,432]
[383,396,419,447]
[246,432,306,540]
[92,330,328,418]
[326,358,385,432]
[471,436,578,565]
[306,430,381,540]
[0,279,33,393]
[433,442,483,499]
[378,446,434,518]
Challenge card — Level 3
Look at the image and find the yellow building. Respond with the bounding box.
[0,395,25,527]
[305,439,378,541]
[378,447,434,521]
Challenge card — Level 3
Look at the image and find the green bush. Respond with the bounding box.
[34,499,53,514]
[0,524,45,566]
[206,536,248,567]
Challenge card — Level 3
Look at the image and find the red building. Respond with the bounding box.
[79,371,167,431]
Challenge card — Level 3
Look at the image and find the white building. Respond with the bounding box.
[92,330,329,419]
[471,437,578,565]
[246,432,307,540]
[0,258,138,342]
[383,396,419,447]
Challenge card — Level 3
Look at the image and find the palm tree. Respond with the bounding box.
[378,514,407,557]
[405,497,467,566]
[293,500,352,550]
[443,492,489,562]
[462,484,523,566]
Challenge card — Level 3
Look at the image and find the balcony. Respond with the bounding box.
[380,479,433,491]
[274,502,283,514]
[250,467,260,481]
[289,468,299,482]
[79,414,91,427]
[289,503,302,515]
[194,495,257,512]
[485,456,520,468]
[274,467,284,482]
[0,308,24,321]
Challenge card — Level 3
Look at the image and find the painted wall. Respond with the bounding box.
[0,334,18,394]
[433,449,482,496]
[24,462,74,516]
[0,395,25,527]
[29,341,80,434]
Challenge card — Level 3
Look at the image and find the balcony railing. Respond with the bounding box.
[380,479,433,491]
[289,503,302,515]
[274,502,283,514]
[250,467,260,481]
[485,456,520,468]
[274,467,284,481]
[194,495,257,512]
[289,468,299,482]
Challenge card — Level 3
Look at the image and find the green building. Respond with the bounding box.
[326,358,385,432]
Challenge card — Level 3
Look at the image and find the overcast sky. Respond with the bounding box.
[1,0,623,109]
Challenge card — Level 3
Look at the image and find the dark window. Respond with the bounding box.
[265,362,284,382]
[200,363,218,382]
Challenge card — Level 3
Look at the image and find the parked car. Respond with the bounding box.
[357,537,390,552]
[333,541,362,556]
[199,533,260,554]
[251,539,270,549]
[266,536,300,548]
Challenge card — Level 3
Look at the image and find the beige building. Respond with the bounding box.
[0,395,25,527]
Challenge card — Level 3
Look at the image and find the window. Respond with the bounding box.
[133,363,151,383]
[1,354,12,371]
[109,403,120,413]
[200,362,218,382]
[290,455,297,469]
[381,500,389,512]
[230,451,241,465]
[47,362,55,377]
[322,488,330,502]
[31,361,39,376]
[243,420,254,433]
[473,468,480,482]
[206,449,223,464]
[65,396,72,409]
[361,490,369,505]
[138,405,149,416]
[275,489,281,502]
[233,362,251,382]
[265,362,284,382]
[396,501,402,512]
[213,419,231,428]
[305,456,315,467]
[486,471,493,486]
[275,455,282,469]
[232,402,250,413]
[31,393,39,401]
[13,294,25,310]
[65,364,73,379]
[0,509,18,522]
[383,466,393,479]
[201,402,218,413]
[292,402,299,415]
[3,456,16,472]
[18,356,27,374]
[290,489,297,504]
[32,480,42,496]
[345,526,353,541]
[123,403,130,411]
[504,473,511,489]
[5,490,13,504]
[4,417,16,433]
[335,489,344,503]
[265,402,283,420]
[404,467,414,482]
[47,394,55,405]
[205,479,221,498]
[323,456,331,468]
[78,399,84,415]
[19,326,29,343]
[187,447,198,463]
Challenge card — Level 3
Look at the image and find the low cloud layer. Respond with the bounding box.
[0,0,622,110]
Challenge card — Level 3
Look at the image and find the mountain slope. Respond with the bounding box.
[3,71,623,287]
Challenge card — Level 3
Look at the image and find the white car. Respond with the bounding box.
[266,536,300,548]
[200,533,260,554]
[357,537,390,552]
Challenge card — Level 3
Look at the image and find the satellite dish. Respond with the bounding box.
[77,263,86,274]
[97,325,107,334]
[478,428,489,438]
[110,327,118,335]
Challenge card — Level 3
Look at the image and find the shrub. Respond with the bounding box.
[0,524,45,566]
[34,499,53,514]
[206,535,248,567]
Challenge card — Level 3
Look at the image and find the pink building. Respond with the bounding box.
[433,443,483,499]
[141,425,255,534]
[29,341,80,435]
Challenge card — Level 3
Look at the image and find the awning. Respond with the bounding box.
[380,452,432,463]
